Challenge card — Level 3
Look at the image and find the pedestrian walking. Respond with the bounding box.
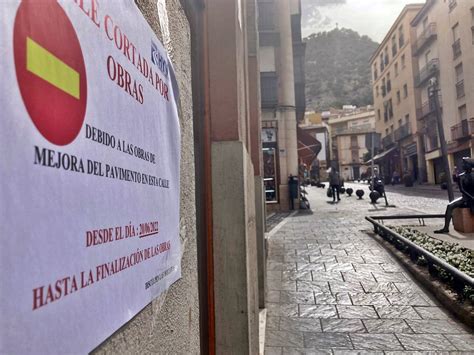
[328,167,341,202]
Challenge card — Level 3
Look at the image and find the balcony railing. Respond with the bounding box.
[382,134,394,148]
[456,79,465,99]
[394,123,411,141]
[416,95,441,120]
[412,23,437,55]
[452,38,462,59]
[414,58,439,87]
[451,119,471,140]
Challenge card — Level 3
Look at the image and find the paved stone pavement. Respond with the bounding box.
[264,185,474,354]
[347,181,459,215]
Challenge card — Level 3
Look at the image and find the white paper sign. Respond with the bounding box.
[0,1,181,353]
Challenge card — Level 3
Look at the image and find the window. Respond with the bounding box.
[392,35,397,56]
[422,17,428,30]
[260,72,278,106]
[472,26,474,45]
[376,85,379,97]
[455,63,463,82]
[384,47,389,65]
[452,24,461,59]
[398,119,402,127]
[388,99,393,118]
[373,64,378,80]
[399,26,405,47]
[405,114,410,124]
[401,54,406,68]
[394,62,399,76]
[380,53,384,71]
[258,2,276,31]
[452,23,460,42]
[377,109,381,120]
[403,84,408,98]
[387,72,391,92]
[459,105,467,121]
[385,128,389,135]
[397,91,401,104]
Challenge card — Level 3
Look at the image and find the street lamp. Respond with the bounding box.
[429,78,454,201]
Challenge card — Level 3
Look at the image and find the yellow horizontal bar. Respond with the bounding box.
[26,37,80,99]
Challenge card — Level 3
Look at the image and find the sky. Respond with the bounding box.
[301,0,424,43]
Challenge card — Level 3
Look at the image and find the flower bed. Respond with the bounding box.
[391,226,474,302]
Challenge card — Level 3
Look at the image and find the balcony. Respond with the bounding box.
[449,0,457,12]
[382,134,394,149]
[451,119,470,140]
[414,58,439,87]
[451,118,474,141]
[452,39,461,59]
[394,123,411,141]
[416,96,440,120]
[456,79,465,99]
[412,23,437,56]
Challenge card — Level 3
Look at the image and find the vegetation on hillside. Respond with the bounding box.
[305,28,379,111]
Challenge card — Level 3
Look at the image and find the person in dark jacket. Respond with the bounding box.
[328,167,341,202]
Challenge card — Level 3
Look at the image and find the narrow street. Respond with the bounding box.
[264,184,473,354]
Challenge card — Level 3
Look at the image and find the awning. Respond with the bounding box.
[367,146,397,164]
[297,126,322,166]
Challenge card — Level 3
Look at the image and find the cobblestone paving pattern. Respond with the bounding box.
[264,185,473,354]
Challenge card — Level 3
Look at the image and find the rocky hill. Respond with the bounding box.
[304,28,379,111]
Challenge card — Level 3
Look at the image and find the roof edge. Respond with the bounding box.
[411,0,435,26]
[369,3,424,64]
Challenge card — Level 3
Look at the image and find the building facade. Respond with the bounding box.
[411,0,474,184]
[326,108,376,181]
[258,0,305,211]
[370,4,425,183]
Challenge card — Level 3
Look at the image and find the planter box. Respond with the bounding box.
[453,208,474,233]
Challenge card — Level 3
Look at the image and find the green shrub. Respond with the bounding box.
[392,226,473,278]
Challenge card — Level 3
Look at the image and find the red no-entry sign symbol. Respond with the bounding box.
[14,0,87,146]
